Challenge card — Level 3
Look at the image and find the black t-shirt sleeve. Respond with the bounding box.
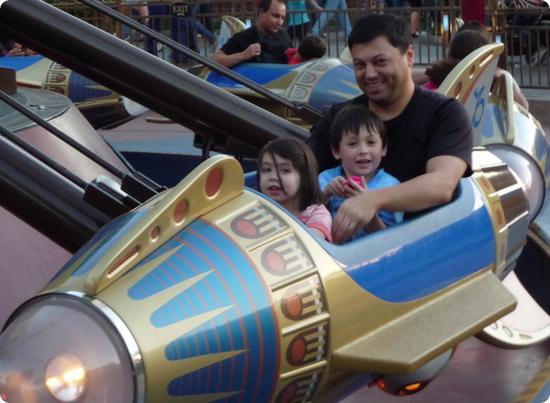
[280,29,292,49]
[220,30,253,55]
[427,98,473,176]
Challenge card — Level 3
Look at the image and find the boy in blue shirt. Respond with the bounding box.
[319,104,403,242]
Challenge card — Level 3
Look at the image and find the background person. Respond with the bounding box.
[285,34,327,63]
[116,0,149,40]
[211,0,291,68]
[287,0,324,42]
[311,0,352,39]
[423,27,529,109]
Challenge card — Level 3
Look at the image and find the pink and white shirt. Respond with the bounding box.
[299,204,333,242]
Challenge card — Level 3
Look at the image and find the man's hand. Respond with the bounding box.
[332,192,377,244]
[7,43,36,56]
[245,43,262,60]
[211,43,261,68]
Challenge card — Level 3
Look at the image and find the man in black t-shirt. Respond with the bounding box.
[308,14,473,243]
[211,0,291,68]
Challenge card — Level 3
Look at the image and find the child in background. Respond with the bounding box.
[285,35,327,64]
[258,137,332,241]
[319,104,403,242]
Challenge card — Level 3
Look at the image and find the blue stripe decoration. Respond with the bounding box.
[67,72,113,103]
[0,55,43,71]
[535,126,550,164]
[344,204,495,302]
[127,220,278,402]
[205,63,295,88]
[533,379,550,403]
[308,64,361,112]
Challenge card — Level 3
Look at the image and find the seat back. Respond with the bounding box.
[438,43,504,145]
[217,15,248,50]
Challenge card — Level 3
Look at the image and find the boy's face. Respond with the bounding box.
[351,36,413,107]
[331,126,387,181]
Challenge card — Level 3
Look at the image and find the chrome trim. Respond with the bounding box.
[62,291,145,403]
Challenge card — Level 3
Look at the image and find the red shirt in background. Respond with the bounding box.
[285,47,301,64]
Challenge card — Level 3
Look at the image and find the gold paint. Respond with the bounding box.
[279,360,328,380]
[514,356,550,403]
[84,155,243,294]
[41,238,105,293]
[331,269,516,374]
[439,43,504,103]
[281,313,330,336]
[97,241,241,402]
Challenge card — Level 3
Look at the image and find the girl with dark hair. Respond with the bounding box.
[258,137,332,241]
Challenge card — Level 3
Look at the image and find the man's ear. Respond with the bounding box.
[406,45,415,67]
[331,146,341,160]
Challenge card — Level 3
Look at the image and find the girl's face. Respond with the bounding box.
[259,152,301,213]
[332,126,387,182]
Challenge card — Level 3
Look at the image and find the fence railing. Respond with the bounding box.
[49,0,550,89]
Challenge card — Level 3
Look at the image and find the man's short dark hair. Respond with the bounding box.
[348,14,411,54]
[329,104,387,151]
[298,35,327,60]
[257,0,284,13]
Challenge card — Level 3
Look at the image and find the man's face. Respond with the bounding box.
[257,1,286,35]
[351,36,414,107]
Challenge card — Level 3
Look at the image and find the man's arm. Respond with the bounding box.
[332,155,466,243]
[211,43,261,68]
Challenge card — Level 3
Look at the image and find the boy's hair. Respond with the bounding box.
[448,29,491,60]
[257,137,325,211]
[298,35,327,60]
[348,14,411,54]
[457,20,487,33]
[426,29,491,87]
[329,104,387,151]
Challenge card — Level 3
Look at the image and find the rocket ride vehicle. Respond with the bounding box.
[0,1,549,402]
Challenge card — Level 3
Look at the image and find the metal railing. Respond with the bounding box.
[49,0,550,89]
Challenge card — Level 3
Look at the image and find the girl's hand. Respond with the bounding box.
[323,176,347,197]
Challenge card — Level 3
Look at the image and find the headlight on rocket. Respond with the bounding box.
[0,295,137,403]
[45,355,86,402]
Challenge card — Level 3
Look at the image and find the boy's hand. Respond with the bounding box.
[343,176,366,197]
[323,176,347,197]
